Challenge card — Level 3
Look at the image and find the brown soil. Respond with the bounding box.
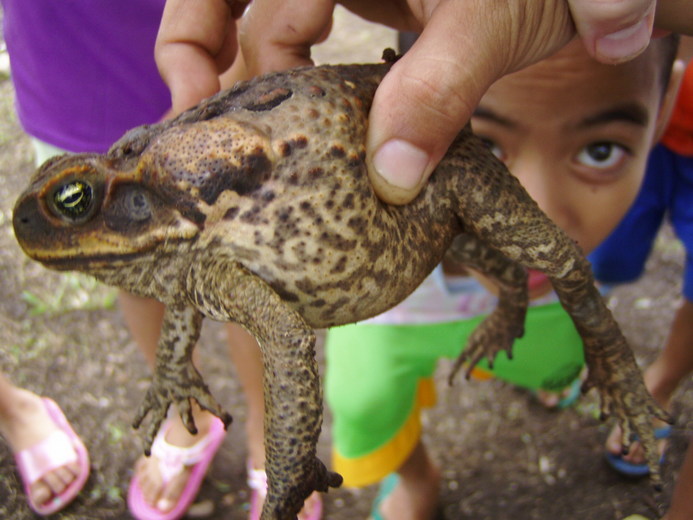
[0,7,690,520]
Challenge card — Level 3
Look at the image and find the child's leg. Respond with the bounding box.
[326,323,441,487]
[120,292,216,512]
[0,372,84,508]
[606,299,693,463]
[225,323,265,469]
[606,150,693,465]
[327,305,585,480]
[664,438,693,520]
[327,323,450,520]
[645,299,693,405]
[375,440,441,520]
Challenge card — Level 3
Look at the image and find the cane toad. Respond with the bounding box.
[13,50,668,519]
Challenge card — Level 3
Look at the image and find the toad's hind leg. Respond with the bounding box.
[445,233,528,384]
[187,258,342,520]
[452,137,671,487]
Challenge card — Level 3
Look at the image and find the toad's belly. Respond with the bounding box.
[236,235,444,328]
[200,176,458,327]
[283,263,436,328]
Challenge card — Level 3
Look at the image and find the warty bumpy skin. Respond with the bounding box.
[12,50,669,519]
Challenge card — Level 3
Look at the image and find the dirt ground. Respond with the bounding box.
[0,7,691,520]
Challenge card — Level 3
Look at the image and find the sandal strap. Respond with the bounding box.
[150,423,218,484]
[655,425,673,439]
[247,465,268,499]
[246,464,323,520]
[15,430,78,485]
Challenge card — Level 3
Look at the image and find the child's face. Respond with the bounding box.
[472,40,673,256]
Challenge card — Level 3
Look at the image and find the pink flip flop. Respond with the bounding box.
[128,416,226,520]
[247,461,323,520]
[14,398,90,516]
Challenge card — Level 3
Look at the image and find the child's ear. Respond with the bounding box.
[652,59,686,144]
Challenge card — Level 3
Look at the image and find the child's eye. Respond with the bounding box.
[575,142,629,170]
[479,137,505,161]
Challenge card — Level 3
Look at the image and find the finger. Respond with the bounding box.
[240,0,336,76]
[654,0,693,35]
[366,5,491,204]
[568,0,655,64]
[366,0,574,204]
[155,0,239,114]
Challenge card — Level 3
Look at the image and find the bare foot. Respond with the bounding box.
[605,418,670,465]
[605,387,671,466]
[247,463,323,520]
[374,454,441,520]
[534,369,585,409]
[535,384,578,409]
[0,389,82,508]
[133,405,215,512]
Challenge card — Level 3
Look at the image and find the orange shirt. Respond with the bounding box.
[661,61,693,155]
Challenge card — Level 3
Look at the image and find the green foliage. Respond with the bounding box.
[21,273,117,316]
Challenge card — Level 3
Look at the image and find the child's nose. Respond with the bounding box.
[510,155,573,230]
[509,157,552,212]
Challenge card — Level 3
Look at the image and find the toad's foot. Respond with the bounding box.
[131,406,219,513]
[448,298,526,385]
[585,344,672,489]
[263,456,342,520]
[132,362,232,455]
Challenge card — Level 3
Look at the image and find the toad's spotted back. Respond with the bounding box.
[13,50,668,520]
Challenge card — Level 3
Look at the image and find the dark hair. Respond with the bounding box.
[656,33,681,92]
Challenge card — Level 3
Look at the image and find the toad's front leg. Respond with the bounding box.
[557,272,672,488]
[449,135,670,486]
[131,302,232,455]
[445,233,528,383]
[188,259,342,519]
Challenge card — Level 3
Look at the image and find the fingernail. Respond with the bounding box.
[596,18,651,63]
[372,139,429,190]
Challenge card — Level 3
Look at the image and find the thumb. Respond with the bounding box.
[366,27,491,204]
[366,0,574,205]
[568,0,655,64]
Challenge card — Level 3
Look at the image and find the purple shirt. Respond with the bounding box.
[2,0,170,153]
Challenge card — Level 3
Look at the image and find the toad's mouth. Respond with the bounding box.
[30,251,148,270]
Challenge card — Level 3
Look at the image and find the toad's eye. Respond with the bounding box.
[576,142,628,170]
[53,181,93,219]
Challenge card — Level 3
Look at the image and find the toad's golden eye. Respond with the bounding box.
[53,181,93,219]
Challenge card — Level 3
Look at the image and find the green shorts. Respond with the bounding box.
[325,301,584,486]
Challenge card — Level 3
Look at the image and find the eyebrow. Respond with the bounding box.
[473,102,650,130]
[472,107,517,128]
[577,103,650,129]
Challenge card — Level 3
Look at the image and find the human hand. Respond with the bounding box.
[159,0,690,204]
[568,0,656,64]
[572,0,693,64]
[241,0,577,204]
[155,0,250,116]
